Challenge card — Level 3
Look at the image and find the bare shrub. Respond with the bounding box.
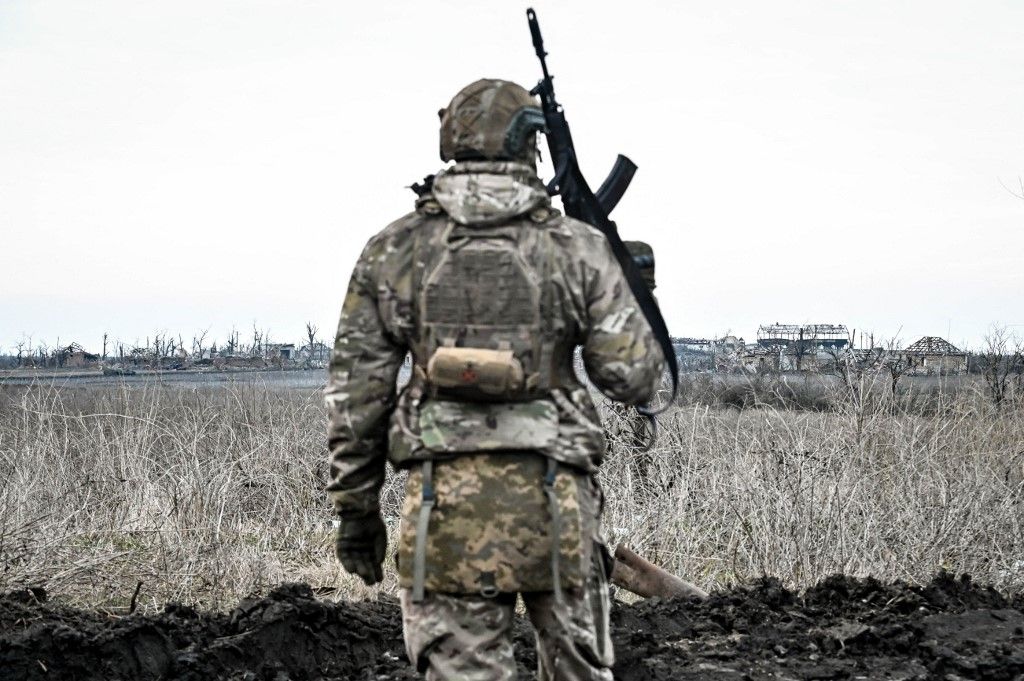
[979,325,1024,407]
[600,387,1024,593]
[678,372,836,412]
[0,380,403,611]
[2,376,1021,612]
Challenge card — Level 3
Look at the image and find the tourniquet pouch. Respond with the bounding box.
[426,346,526,400]
[396,399,590,594]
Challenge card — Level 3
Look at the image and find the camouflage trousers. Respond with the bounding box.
[399,553,614,681]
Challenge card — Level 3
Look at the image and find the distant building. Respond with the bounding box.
[904,336,967,376]
[216,355,265,369]
[755,323,850,372]
[757,324,850,350]
[266,343,296,360]
[66,350,101,369]
[739,345,777,373]
[300,341,332,364]
[674,337,712,354]
[673,336,745,372]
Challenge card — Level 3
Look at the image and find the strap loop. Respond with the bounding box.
[412,460,436,603]
[542,457,563,606]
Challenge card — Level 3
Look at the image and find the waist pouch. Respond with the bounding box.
[418,398,557,453]
[397,453,592,594]
[426,346,526,401]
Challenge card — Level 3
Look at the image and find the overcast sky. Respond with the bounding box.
[2,0,1022,353]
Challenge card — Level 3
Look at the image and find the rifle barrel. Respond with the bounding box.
[526,8,551,83]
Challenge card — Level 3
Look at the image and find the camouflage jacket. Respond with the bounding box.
[325,161,664,516]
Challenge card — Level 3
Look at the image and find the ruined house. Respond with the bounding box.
[674,338,712,354]
[266,343,296,361]
[300,341,332,364]
[904,336,967,376]
[66,349,101,368]
[215,355,266,369]
[739,345,777,373]
[673,336,746,372]
[754,323,850,372]
[673,338,713,371]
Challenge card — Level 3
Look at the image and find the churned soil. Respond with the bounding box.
[2,573,1023,680]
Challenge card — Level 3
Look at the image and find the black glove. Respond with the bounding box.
[335,511,387,586]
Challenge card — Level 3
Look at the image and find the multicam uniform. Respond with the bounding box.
[326,80,664,681]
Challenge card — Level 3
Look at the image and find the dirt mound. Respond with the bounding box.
[611,573,1024,680]
[0,583,412,681]
[2,574,1023,680]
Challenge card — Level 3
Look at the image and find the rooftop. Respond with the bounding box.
[905,336,963,355]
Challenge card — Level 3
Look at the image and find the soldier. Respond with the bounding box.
[325,78,665,681]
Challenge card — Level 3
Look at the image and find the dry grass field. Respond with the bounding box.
[1,373,1022,613]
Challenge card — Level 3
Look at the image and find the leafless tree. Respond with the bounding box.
[791,330,812,372]
[53,337,65,368]
[998,175,1024,200]
[823,345,846,376]
[881,338,913,404]
[14,338,27,367]
[226,327,239,355]
[18,335,34,368]
[979,325,1024,407]
[192,329,209,359]
[304,322,319,367]
[148,331,177,366]
[251,323,263,358]
[832,344,883,396]
[101,333,109,362]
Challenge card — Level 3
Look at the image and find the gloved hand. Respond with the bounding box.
[335,511,387,586]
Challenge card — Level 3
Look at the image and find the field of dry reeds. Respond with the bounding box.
[1,373,1021,612]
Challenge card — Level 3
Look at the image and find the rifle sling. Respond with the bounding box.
[560,152,679,418]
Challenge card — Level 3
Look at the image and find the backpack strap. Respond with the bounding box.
[542,457,564,606]
[411,460,436,603]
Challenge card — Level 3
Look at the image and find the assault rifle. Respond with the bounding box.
[525,8,678,416]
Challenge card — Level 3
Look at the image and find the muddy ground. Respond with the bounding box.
[2,573,1022,680]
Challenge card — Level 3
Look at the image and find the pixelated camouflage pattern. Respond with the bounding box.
[325,160,664,519]
[396,454,592,593]
[400,474,613,679]
[400,582,614,681]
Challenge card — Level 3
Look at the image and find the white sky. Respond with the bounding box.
[2,0,1022,353]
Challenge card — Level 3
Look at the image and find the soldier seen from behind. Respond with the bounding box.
[325,79,666,680]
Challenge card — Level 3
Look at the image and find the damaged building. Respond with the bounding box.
[904,336,967,376]
[674,336,746,372]
[747,323,851,372]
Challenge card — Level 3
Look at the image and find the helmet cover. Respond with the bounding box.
[439,79,545,163]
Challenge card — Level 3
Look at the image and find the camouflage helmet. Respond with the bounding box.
[439,79,546,164]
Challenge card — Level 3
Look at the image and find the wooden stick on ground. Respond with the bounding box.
[610,544,708,600]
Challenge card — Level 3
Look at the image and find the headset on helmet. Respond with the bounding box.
[439,79,546,164]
